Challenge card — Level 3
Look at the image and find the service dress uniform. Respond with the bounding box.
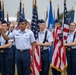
[66,30,76,75]
[0,31,13,75]
[8,28,35,75]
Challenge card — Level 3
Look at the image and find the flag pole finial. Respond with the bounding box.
[44,12,45,17]
[64,0,66,2]
[20,0,22,3]
[53,10,55,14]
[35,0,37,5]
[2,0,4,2]
[72,7,73,10]
[23,3,24,8]
[2,0,4,9]
[47,7,48,10]
[6,11,8,15]
[32,0,34,8]
[44,12,46,22]
[57,5,59,8]
[49,0,52,2]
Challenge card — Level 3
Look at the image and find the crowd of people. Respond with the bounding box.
[0,17,76,75]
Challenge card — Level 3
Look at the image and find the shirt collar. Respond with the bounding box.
[19,29,27,33]
[40,29,47,34]
[68,31,75,35]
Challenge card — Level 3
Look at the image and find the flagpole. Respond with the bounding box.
[32,0,34,8]
[63,47,67,75]
[20,0,22,3]
[44,12,45,22]
[63,0,67,75]
[64,0,67,75]
[53,10,55,19]
[64,0,66,2]
[56,4,59,20]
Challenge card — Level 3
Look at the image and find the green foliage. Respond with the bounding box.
[60,10,75,20]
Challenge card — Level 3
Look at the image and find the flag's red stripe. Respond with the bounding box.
[63,28,69,33]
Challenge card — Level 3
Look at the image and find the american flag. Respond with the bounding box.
[16,0,23,29]
[63,0,69,42]
[31,0,41,75]
[17,0,23,23]
[31,0,39,39]
[63,0,69,70]
[51,26,65,71]
[50,0,68,71]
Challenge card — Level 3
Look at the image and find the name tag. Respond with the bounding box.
[15,34,19,36]
[15,34,19,39]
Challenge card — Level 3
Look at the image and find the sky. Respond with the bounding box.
[4,0,76,20]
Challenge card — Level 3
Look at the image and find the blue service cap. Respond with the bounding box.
[19,16,28,23]
[54,19,60,24]
[38,19,45,24]
[2,20,7,24]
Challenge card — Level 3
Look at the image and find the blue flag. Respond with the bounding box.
[48,0,54,30]
[48,0,54,63]
[69,9,74,23]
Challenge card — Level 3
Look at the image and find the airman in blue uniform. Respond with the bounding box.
[36,19,53,75]
[64,22,76,75]
[0,20,13,75]
[0,17,35,75]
